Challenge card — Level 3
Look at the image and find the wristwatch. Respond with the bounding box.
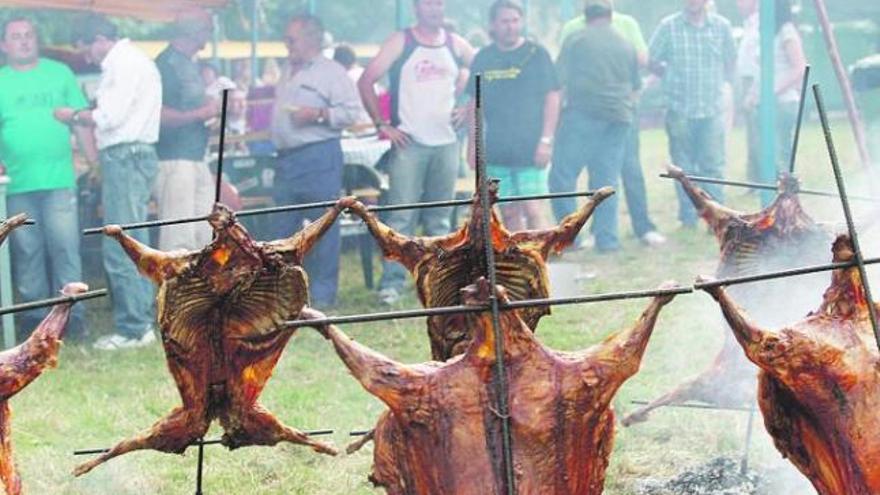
[540,136,553,145]
[316,108,327,124]
[72,110,83,125]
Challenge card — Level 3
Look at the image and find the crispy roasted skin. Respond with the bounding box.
[302,277,677,495]
[704,235,880,494]
[72,201,354,477]
[0,282,86,495]
[622,167,828,426]
[348,183,615,361]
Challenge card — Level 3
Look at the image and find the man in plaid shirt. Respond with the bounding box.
[649,0,735,227]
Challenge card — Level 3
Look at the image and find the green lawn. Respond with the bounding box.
[10,121,866,494]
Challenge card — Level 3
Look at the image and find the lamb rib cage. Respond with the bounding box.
[72,200,359,477]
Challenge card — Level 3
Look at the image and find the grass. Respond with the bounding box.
[10,120,866,494]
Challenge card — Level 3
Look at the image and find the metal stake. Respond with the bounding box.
[0,289,108,316]
[658,173,878,202]
[81,190,597,235]
[813,84,880,352]
[788,65,811,175]
[475,75,516,495]
[195,438,205,495]
[215,89,231,204]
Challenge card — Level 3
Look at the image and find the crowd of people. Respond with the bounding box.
[0,0,809,348]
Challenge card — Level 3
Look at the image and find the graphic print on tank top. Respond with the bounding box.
[389,28,460,146]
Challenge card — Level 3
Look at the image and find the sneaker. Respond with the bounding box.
[94,329,156,351]
[640,230,667,247]
[378,287,401,306]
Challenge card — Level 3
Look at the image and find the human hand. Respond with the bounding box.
[380,124,412,148]
[291,107,323,126]
[54,107,76,123]
[451,106,468,129]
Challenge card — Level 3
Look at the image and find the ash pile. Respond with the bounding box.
[634,457,769,495]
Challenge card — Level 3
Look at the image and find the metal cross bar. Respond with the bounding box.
[475,74,517,495]
[285,283,693,330]
[629,400,754,413]
[0,289,108,316]
[788,65,811,175]
[813,84,880,352]
[81,190,597,235]
[72,429,335,456]
[658,173,878,202]
[695,258,880,290]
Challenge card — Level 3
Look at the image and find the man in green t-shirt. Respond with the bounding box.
[0,17,93,339]
[558,1,665,247]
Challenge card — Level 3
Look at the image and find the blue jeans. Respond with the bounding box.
[100,142,158,339]
[550,110,629,251]
[7,188,84,338]
[665,112,726,226]
[621,110,657,237]
[378,141,458,292]
[272,139,343,307]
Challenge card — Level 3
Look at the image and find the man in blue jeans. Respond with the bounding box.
[551,0,641,253]
[0,17,94,340]
[59,15,163,350]
[649,0,735,227]
[270,15,361,308]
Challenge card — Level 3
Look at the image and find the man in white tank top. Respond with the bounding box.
[358,0,474,304]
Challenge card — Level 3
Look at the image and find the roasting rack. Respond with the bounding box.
[73,430,335,495]
[71,74,880,493]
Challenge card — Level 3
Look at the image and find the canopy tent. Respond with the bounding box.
[2,0,228,22]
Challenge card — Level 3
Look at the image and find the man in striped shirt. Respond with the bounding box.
[649,0,735,228]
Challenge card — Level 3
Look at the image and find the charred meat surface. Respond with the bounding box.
[622,166,828,426]
[347,183,614,361]
[300,277,678,495]
[0,282,86,495]
[72,201,353,477]
[702,235,880,495]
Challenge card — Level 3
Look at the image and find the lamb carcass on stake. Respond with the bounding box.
[73,201,355,476]
[702,235,880,495]
[347,182,614,361]
[622,165,829,426]
[0,216,86,495]
[299,277,679,495]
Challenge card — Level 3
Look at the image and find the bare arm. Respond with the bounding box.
[511,186,615,258]
[534,90,561,168]
[777,36,807,98]
[73,124,98,164]
[452,34,475,97]
[103,225,189,284]
[160,101,217,128]
[358,32,404,127]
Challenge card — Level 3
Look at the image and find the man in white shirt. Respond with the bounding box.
[56,15,162,350]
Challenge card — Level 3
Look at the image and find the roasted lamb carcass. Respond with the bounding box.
[300,277,679,495]
[72,201,354,477]
[0,282,87,495]
[702,235,880,494]
[347,183,614,361]
[622,165,829,426]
